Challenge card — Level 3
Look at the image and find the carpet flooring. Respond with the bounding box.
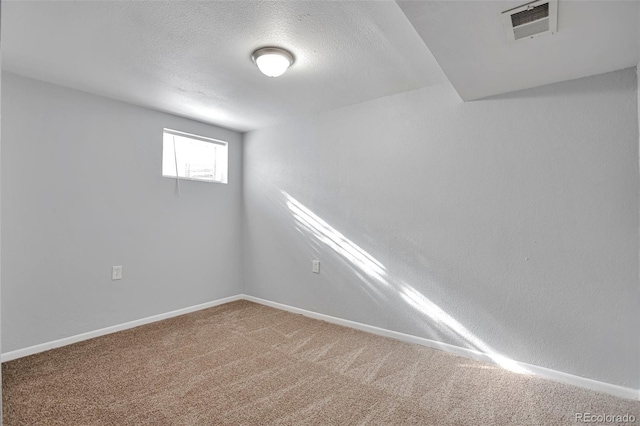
[3,300,639,425]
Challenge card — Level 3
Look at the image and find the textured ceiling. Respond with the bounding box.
[4,1,638,130]
[397,0,640,101]
[2,1,446,132]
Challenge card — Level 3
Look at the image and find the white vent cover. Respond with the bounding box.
[502,0,558,42]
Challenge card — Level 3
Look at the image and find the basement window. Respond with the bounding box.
[162,129,228,184]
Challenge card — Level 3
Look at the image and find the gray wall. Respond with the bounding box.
[243,68,639,388]
[1,72,243,352]
[1,9,3,419]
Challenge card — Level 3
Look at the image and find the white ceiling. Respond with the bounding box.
[2,0,445,132]
[3,1,639,131]
[397,0,640,101]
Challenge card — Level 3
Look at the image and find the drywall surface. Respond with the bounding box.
[0,19,3,421]
[243,68,639,388]
[1,72,242,352]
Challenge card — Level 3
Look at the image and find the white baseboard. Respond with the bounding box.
[3,293,638,402]
[243,295,640,401]
[1,294,243,362]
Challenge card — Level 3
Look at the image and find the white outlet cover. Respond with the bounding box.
[112,266,123,280]
[312,260,320,274]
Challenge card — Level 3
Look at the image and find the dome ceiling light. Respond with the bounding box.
[251,47,295,78]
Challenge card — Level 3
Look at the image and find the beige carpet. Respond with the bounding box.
[3,300,639,425]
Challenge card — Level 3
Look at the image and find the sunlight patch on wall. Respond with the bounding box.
[284,191,388,286]
[400,286,529,374]
[282,190,530,375]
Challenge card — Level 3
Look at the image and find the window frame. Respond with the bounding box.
[162,128,229,184]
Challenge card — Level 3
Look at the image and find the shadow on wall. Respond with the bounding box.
[282,190,530,375]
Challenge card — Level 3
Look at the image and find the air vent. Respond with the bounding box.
[502,0,558,42]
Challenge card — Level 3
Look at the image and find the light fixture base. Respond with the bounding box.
[251,47,295,78]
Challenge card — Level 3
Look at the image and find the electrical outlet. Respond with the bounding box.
[312,260,320,274]
[112,266,123,281]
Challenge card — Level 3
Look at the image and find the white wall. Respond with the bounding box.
[0,11,3,420]
[637,9,640,390]
[243,68,639,389]
[1,72,243,352]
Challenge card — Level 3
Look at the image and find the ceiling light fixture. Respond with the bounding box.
[251,47,295,78]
